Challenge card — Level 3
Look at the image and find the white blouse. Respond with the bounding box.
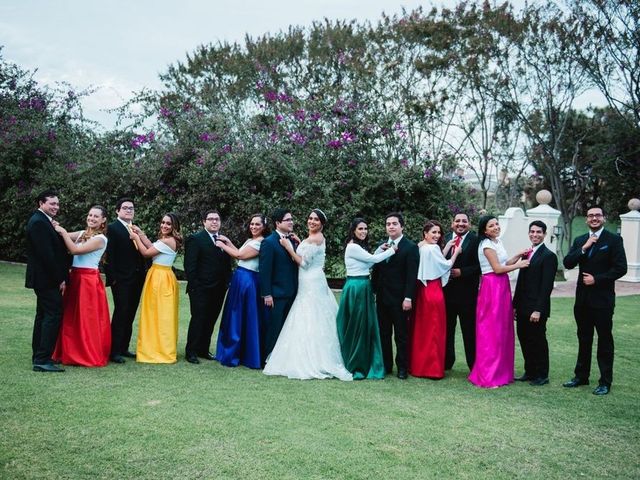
[238,239,262,272]
[478,238,508,274]
[344,243,395,276]
[416,243,453,286]
[152,240,177,267]
[72,234,107,269]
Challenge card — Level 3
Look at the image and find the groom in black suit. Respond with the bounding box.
[443,212,480,371]
[105,197,147,363]
[25,189,71,372]
[259,208,298,363]
[372,212,419,379]
[562,206,627,395]
[513,220,558,386]
[184,210,232,364]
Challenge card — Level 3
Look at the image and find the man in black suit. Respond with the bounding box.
[562,206,627,395]
[105,197,147,363]
[513,220,558,386]
[259,208,299,363]
[443,212,480,371]
[372,212,419,379]
[184,210,231,364]
[25,189,71,372]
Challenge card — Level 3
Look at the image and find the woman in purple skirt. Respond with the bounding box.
[469,215,529,388]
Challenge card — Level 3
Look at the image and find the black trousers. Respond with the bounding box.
[32,287,64,364]
[516,309,549,379]
[574,305,614,387]
[185,285,227,357]
[110,275,145,356]
[376,300,409,373]
[444,300,476,371]
[262,296,295,364]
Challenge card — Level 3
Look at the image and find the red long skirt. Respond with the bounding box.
[53,267,111,367]
[409,279,446,379]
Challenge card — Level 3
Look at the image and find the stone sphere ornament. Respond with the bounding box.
[536,189,552,205]
[628,198,640,211]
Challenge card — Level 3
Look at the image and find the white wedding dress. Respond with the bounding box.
[263,240,353,381]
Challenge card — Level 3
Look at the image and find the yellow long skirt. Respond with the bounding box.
[136,264,179,364]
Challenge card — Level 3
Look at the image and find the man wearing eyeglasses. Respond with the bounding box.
[184,210,232,364]
[562,206,627,395]
[259,208,299,364]
[105,198,148,363]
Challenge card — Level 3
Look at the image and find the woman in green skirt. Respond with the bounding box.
[337,218,397,379]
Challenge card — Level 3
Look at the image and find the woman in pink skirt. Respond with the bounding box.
[469,215,529,388]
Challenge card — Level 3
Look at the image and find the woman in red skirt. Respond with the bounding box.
[409,220,460,379]
[53,206,111,367]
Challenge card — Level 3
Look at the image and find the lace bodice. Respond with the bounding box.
[298,240,326,272]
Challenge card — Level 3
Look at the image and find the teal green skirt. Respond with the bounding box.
[336,276,385,379]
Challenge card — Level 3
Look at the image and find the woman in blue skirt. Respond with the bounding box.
[214,214,269,368]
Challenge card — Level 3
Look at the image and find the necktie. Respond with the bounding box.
[587,233,597,258]
[454,235,462,248]
[526,247,534,260]
[385,240,395,262]
[126,223,138,250]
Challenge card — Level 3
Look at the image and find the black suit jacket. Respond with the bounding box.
[259,231,298,298]
[372,236,419,305]
[184,230,231,293]
[104,220,147,286]
[563,229,627,309]
[442,231,481,304]
[513,243,558,318]
[25,210,70,290]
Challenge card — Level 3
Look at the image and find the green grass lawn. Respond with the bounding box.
[1,262,639,479]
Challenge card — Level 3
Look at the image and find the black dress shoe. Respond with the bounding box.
[515,374,531,382]
[33,363,65,372]
[397,369,408,380]
[186,355,200,364]
[563,377,589,388]
[199,352,216,360]
[593,385,610,396]
[529,377,549,386]
[122,351,136,359]
[110,355,126,364]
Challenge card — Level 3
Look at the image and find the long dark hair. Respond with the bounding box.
[477,215,497,241]
[345,217,369,250]
[422,219,444,249]
[158,212,183,250]
[244,213,270,238]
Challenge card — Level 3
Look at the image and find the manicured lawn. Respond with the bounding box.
[1,262,638,479]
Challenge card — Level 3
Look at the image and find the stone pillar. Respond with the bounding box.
[620,198,640,283]
[525,190,562,254]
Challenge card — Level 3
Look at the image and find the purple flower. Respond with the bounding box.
[400,159,409,167]
[34,150,42,157]
[196,157,205,166]
[423,167,434,179]
[275,114,284,123]
[255,80,265,90]
[341,131,355,143]
[289,132,306,146]
[327,139,342,149]
[47,129,57,141]
[347,159,357,167]
[337,51,346,65]
[278,92,292,103]
[264,91,278,103]
[310,112,321,122]
[160,107,173,118]
[294,109,306,121]
[219,144,232,154]
[269,132,279,143]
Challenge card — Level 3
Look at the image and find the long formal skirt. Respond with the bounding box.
[215,267,265,369]
[336,276,385,380]
[468,272,514,388]
[53,267,111,367]
[409,279,446,379]
[137,265,179,364]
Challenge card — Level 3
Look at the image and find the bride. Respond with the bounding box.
[263,209,352,381]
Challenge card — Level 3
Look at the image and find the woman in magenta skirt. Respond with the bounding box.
[469,215,529,388]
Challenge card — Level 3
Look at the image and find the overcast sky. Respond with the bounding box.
[2,0,600,129]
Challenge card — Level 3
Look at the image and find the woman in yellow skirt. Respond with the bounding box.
[129,213,182,363]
